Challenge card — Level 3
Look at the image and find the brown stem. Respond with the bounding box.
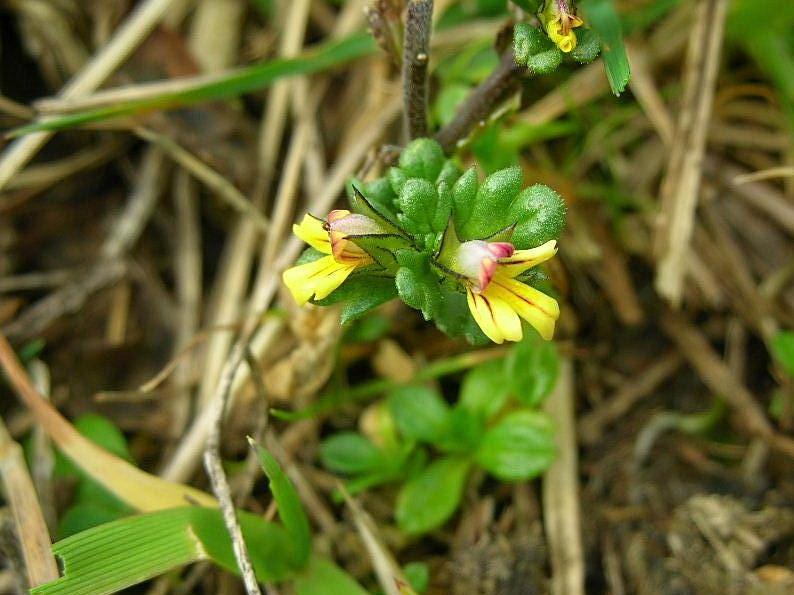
[434,48,524,154]
[402,0,433,139]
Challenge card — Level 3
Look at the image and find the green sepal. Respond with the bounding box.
[435,219,462,265]
[347,177,398,221]
[349,185,405,235]
[348,233,414,273]
[508,183,566,249]
[314,274,397,324]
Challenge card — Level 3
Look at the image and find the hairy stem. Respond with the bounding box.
[402,0,433,139]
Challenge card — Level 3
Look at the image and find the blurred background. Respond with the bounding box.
[1,0,793,593]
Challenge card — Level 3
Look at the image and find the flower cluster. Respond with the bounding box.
[281,139,566,344]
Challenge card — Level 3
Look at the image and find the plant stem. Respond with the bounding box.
[402,0,434,139]
[434,48,524,154]
[272,345,509,421]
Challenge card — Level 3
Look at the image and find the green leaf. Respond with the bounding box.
[397,178,439,234]
[398,138,446,182]
[460,359,510,420]
[249,439,312,568]
[570,28,601,63]
[525,47,563,74]
[388,385,451,443]
[440,406,484,453]
[12,34,377,136]
[513,23,551,66]
[581,0,631,95]
[475,411,556,481]
[506,332,560,407]
[294,556,371,595]
[404,562,430,593]
[315,275,397,324]
[395,252,442,321]
[771,331,794,378]
[508,184,566,249]
[396,457,471,535]
[320,433,386,475]
[32,507,297,595]
[460,166,523,239]
[57,504,127,540]
[193,509,298,580]
[432,285,489,345]
[451,167,479,229]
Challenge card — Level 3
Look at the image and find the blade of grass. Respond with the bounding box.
[9,34,377,137]
[581,0,631,96]
[248,438,311,569]
[30,507,298,595]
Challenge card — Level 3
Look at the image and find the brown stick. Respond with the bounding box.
[434,49,524,154]
[402,0,433,139]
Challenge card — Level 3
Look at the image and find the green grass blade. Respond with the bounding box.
[31,507,299,595]
[30,508,203,595]
[248,438,312,568]
[581,0,631,96]
[9,33,376,137]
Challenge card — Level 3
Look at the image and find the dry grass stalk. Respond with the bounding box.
[654,0,729,305]
[543,359,584,595]
[0,415,59,589]
[0,0,179,191]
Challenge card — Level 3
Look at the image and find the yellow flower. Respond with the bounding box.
[456,240,560,343]
[282,211,378,305]
[540,0,584,53]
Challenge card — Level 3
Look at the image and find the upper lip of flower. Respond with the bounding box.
[443,236,558,294]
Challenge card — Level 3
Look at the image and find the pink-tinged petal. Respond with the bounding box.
[497,240,558,278]
[282,255,358,305]
[478,258,497,292]
[452,240,516,291]
[293,214,332,254]
[328,212,384,236]
[326,210,383,264]
[487,242,515,259]
[326,209,352,224]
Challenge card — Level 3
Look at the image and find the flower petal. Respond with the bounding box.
[466,287,524,344]
[498,240,558,278]
[282,255,357,305]
[488,274,559,341]
[293,214,332,254]
[466,288,505,344]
